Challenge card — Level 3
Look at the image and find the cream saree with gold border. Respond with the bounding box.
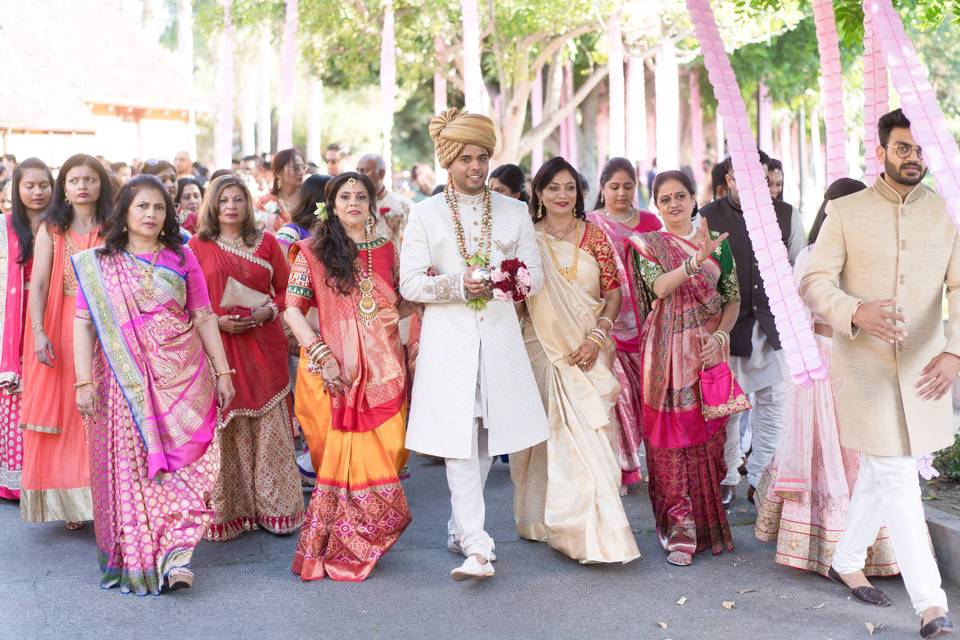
[510,232,640,564]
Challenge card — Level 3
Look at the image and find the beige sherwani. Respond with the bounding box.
[801,177,960,457]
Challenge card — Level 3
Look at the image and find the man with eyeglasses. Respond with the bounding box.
[802,108,956,638]
[700,149,807,509]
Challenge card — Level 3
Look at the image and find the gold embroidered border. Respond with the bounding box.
[20,422,61,434]
[220,385,290,428]
[216,234,273,276]
[19,486,93,522]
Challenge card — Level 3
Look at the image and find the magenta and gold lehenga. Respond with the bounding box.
[72,246,220,595]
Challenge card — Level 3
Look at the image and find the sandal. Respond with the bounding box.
[65,521,85,531]
[165,568,194,592]
[667,551,693,566]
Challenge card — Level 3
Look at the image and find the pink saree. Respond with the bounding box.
[0,215,26,499]
[73,247,220,594]
[586,210,661,485]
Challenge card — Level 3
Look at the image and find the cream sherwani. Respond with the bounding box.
[400,191,549,459]
[802,175,960,616]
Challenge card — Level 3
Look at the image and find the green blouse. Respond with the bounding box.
[633,232,740,303]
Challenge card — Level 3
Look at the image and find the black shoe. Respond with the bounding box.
[747,485,756,505]
[721,485,736,508]
[826,567,892,607]
[920,616,954,638]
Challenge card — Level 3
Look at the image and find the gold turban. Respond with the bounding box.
[428,108,497,169]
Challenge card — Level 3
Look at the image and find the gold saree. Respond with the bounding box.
[510,232,640,564]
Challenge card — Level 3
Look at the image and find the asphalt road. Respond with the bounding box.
[1,455,956,640]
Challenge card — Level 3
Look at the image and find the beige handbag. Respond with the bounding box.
[219,277,272,310]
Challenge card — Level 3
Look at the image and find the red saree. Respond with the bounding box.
[187,233,291,424]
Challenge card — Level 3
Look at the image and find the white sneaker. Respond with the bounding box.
[447,535,496,561]
[450,555,494,581]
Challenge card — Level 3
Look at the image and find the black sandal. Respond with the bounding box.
[920,615,954,639]
[827,567,892,607]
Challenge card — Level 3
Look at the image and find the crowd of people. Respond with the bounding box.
[0,105,955,638]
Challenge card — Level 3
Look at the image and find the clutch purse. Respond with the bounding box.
[219,277,271,311]
[700,361,751,421]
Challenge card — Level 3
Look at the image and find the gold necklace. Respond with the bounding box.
[544,222,582,282]
[128,245,162,291]
[543,216,577,240]
[356,232,378,325]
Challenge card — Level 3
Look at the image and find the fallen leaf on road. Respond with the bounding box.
[657,622,668,629]
[736,588,757,594]
[810,603,826,610]
[676,596,688,606]
[865,622,886,635]
[722,601,736,609]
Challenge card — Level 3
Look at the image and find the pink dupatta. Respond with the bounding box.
[72,248,217,478]
[0,216,25,389]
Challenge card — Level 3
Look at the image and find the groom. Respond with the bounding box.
[400,108,549,581]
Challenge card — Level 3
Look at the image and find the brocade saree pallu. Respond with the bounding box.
[510,228,640,564]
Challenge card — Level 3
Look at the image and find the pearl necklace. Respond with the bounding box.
[445,185,492,267]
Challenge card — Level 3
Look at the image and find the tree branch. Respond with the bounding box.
[519,65,609,157]
[530,23,598,77]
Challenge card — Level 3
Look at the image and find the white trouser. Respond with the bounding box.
[744,382,785,488]
[722,412,744,486]
[832,455,948,616]
[445,420,495,559]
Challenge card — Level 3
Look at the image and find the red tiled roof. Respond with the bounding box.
[0,0,198,133]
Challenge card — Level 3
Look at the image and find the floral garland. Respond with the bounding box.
[445,184,494,310]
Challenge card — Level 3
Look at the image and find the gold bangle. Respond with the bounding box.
[214,368,236,378]
[586,334,605,349]
[74,380,94,389]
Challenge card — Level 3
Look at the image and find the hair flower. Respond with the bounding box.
[314,201,329,222]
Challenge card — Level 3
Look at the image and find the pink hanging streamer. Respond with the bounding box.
[813,0,847,185]
[685,0,827,386]
[862,0,888,182]
[866,0,960,230]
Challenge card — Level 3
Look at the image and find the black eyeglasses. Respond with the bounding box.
[884,142,924,160]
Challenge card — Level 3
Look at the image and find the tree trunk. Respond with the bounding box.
[606,10,625,159]
[779,113,795,203]
[715,112,725,162]
[306,77,323,163]
[596,90,609,176]
[810,105,824,195]
[277,0,298,150]
[579,85,599,190]
[654,39,679,170]
[689,68,704,185]
[242,62,257,156]
[257,26,272,155]
[214,0,234,169]
[758,80,774,153]
[176,0,196,157]
[626,55,646,164]
[461,0,484,113]
[531,69,544,173]
[564,60,579,168]
[799,103,807,213]
[433,36,448,179]
[380,0,397,186]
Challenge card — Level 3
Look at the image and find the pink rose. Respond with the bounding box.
[492,289,512,302]
[516,267,531,288]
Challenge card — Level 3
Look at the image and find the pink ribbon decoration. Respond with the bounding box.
[813,0,847,185]
[862,0,888,182]
[866,0,960,230]
[685,0,827,386]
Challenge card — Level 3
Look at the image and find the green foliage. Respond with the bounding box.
[935,433,960,481]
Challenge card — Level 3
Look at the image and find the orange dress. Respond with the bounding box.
[19,227,99,522]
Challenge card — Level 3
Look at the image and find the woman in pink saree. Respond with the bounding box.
[0,159,53,500]
[72,175,235,595]
[586,157,662,490]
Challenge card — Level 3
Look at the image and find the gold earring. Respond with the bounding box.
[538,200,544,219]
[64,198,72,206]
